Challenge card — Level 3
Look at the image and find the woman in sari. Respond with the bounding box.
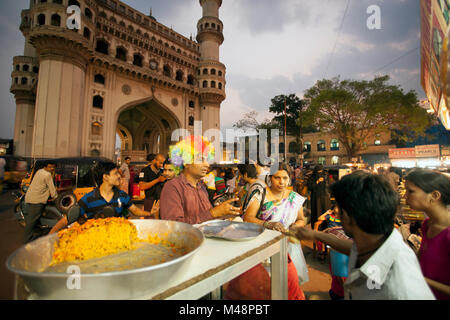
[224,163,308,300]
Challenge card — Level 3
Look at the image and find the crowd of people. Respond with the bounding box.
[20,136,450,300]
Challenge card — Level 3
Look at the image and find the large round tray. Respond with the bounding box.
[6,220,204,300]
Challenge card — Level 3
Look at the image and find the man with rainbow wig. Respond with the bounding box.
[160,136,241,224]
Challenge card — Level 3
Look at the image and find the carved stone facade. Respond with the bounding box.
[11,0,226,160]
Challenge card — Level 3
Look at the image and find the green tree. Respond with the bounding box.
[269,94,311,156]
[302,75,432,161]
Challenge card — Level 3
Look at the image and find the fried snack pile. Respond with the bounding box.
[51,218,139,265]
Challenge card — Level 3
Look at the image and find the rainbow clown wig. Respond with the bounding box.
[169,136,215,174]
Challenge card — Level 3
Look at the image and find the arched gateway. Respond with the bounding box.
[115,97,182,159]
[11,0,226,161]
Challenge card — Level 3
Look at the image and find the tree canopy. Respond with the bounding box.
[302,75,432,159]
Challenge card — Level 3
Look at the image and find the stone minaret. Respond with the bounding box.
[10,0,39,157]
[12,0,93,158]
[197,0,226,134]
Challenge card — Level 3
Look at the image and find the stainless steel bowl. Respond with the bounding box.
[6,220,204,300]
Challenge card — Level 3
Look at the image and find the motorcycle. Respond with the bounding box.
[12,191,65,240]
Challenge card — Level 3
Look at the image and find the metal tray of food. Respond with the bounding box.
[6,220,204,300]
[196,220,265,241]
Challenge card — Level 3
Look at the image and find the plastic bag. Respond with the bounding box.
[288,242,309,285]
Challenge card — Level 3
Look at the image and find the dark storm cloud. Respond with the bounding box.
[234,0,312,35]
[340,0,419,47]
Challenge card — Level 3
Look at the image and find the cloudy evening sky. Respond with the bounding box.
[0,0,425,141]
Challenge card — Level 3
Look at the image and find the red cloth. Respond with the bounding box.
[329,264,345,297]
[224,255,305,300]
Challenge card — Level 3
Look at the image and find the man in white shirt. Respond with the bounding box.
[24,161,58,243]
[291,171,435,300]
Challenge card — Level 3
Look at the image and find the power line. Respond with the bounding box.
[371,46,419,76]
[324,0,351,78]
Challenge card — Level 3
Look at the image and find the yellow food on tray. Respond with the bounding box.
[51,217,139,265]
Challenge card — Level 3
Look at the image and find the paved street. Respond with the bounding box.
[0,190,331,300]
[0,188,23,300]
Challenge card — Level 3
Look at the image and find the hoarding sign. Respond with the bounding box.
[415,144,440,158]
[389,148,416,159]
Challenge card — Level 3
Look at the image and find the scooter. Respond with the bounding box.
[12,191,65,239]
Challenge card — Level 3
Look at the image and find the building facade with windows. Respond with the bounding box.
[10,0,226,159]
[280,131,395,166]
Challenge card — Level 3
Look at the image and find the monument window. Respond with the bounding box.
[318,157,326,165]
[85,8,93,20]
[202,80,208,88]
[187,75,195,85]
[116,47,127,61]
[21,78,28,85]
[95,39,109,54]
[33,66,39,73]
[37,14,46,26]
[218,71,222,76]
[218,83,222,89]
[203,68,208,75]
[133,54,143,67]
[189,101,195,108]
[163,65,172,77]
[53,0,62,4]
[83,27,91,40]
[94,74,105,85]
[16,65,20,71]
[68,0,80,7]
[189,116,195,126]
[211,81,216,88]
[110,17,117,23]
[51,14,61,27]
[211,69,216,75]
[23,65,29,72]
[176,70,183,81]
[93,95,103,109]
[98,11,107,19]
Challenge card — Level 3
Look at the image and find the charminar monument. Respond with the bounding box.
[10,0,226,160]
